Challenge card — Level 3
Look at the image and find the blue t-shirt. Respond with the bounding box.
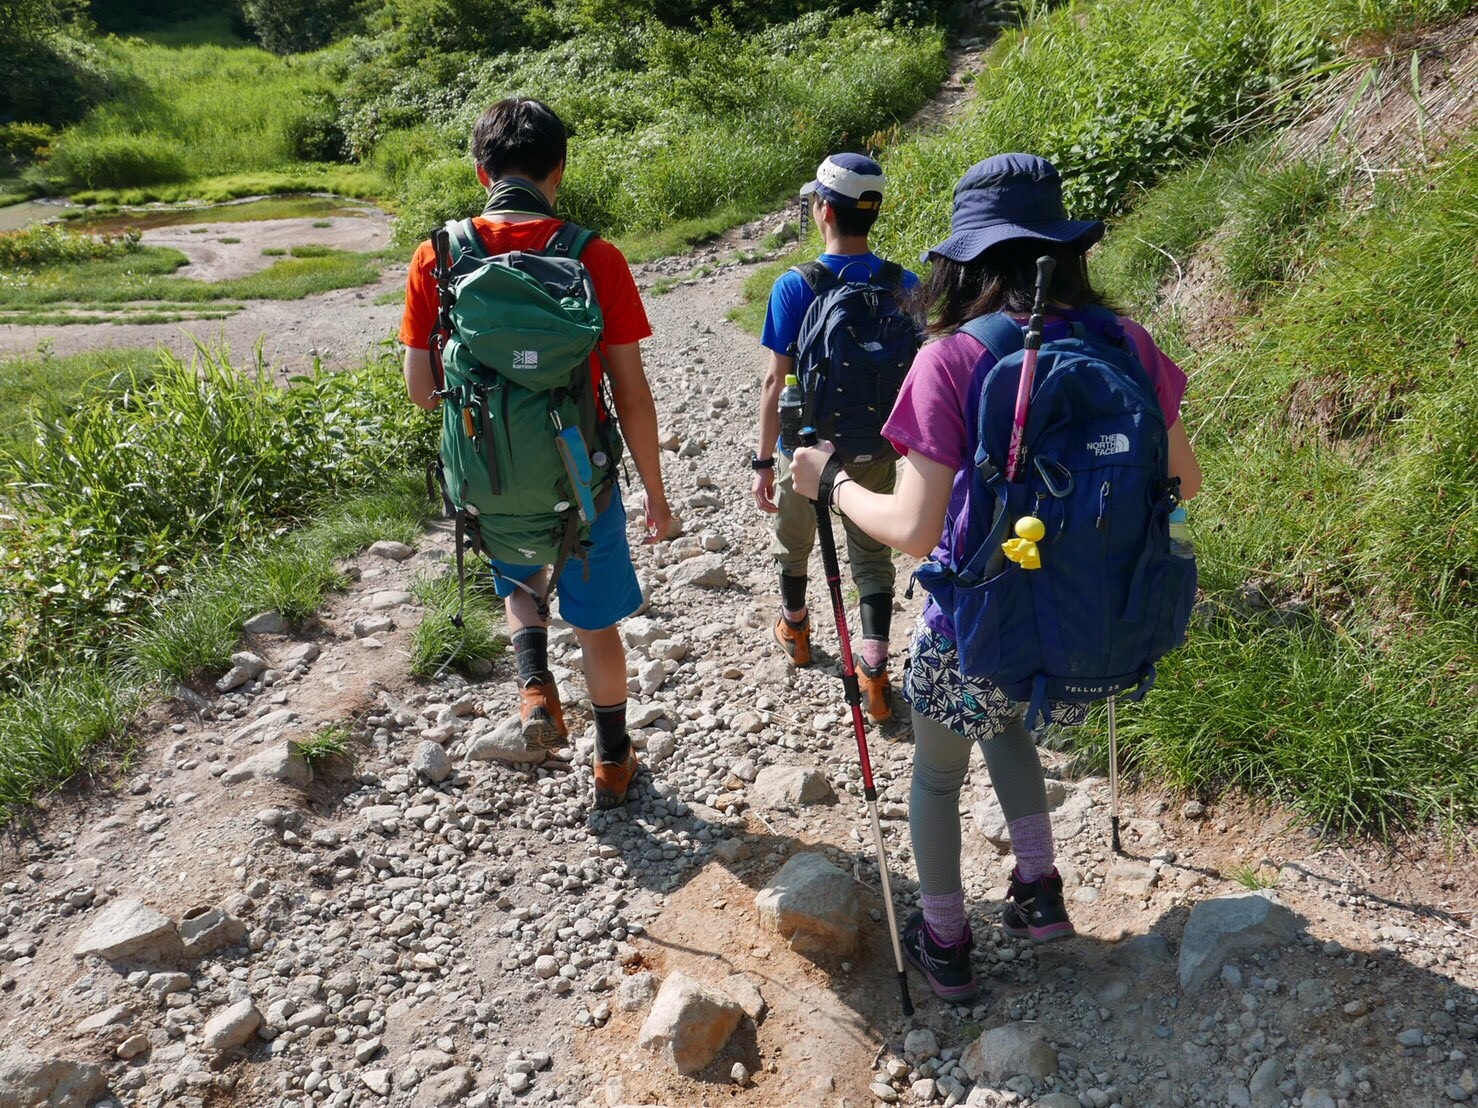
[760,251,920,356]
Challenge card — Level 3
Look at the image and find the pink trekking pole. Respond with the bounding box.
[1003,256,1056,482]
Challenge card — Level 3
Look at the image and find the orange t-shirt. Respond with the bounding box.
[399,217,652,390]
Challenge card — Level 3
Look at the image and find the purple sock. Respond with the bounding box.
[782,607,807,624]
[1008,812,1055,882]
[860,636,887,670]
[920,889,967,945]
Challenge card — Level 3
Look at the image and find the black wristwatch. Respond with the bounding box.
[750,453,775,471]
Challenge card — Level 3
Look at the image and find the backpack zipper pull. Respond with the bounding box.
[1097,480,1111,530]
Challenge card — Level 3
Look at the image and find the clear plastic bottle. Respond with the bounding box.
[778,373,805,456]
[1168,504,1193,558]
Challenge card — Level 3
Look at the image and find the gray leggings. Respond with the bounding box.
[910,708,1048,895]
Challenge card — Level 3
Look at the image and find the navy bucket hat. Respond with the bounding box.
[923,153,1104,264]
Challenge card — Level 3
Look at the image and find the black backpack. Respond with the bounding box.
[792,259,921,465]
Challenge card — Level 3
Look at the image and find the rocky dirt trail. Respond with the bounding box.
[1,236,1475,1108]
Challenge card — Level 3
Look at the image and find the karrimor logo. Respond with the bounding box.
[1086,433,1130,457]
[513,350,539,370]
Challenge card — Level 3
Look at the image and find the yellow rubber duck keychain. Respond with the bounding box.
[1002,515,1045,570]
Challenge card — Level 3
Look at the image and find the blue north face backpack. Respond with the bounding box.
[792,259,920,465]
[913,306,1197,728]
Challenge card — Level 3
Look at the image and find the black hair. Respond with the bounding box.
[832,192,882,238]
[470,97,567,181]
[911,239,1117,338]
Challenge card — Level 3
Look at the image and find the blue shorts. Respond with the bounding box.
[486,486,643,632]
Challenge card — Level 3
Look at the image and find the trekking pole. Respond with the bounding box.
[801,429,914,1020]
[1003,256,1057,483]
[1107,695,1122,853]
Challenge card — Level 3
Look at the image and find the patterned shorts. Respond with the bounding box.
[901,619,1089,743]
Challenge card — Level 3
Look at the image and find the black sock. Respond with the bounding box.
[780,573,808,615]
[859,592,892,641]
[593,702,630,762]
[512,627,549,684]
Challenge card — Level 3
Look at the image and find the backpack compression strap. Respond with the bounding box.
[542,221,596,259]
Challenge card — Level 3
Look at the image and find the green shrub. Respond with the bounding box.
[0,223,141,268]
[1,346,436,681]
[48,132,190,189]
[1221,157,1344,293]
[0,122,56,161]
[286,90,351,162]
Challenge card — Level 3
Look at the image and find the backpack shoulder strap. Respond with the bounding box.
[792,260,837,295]
[958,312,1025,363]
[447,218,487,263]
[875,260,904,289]
[543,221,596,260]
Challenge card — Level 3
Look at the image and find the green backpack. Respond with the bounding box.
[430,218,623,620]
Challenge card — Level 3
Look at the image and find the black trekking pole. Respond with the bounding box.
[800,429,914,1020]
[1107,695,1122,853]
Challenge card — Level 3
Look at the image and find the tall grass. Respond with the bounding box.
[1075,136,1478,835]
[1,346,435,682]
[46,33,349,192]
[385,14,949,245]
[870,0,1472,267]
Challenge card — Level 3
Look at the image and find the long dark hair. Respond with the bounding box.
[911,239,1118,338]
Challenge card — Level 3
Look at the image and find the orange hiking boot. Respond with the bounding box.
[858,661,893,723]
[773,614,812,667]
[519,676,568,752]
[593,747,639,810]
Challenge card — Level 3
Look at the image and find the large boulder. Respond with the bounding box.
[0,1049,107,1108]
[960,1021,1058,1082]
[753,853,859,956]
[669,554,729,590]
[73,899,179,963]
[750,765,835,809]
[465,717,546,765]
[1178,894,1300,995]
[220,744,312,788]
[637,971,743,1075]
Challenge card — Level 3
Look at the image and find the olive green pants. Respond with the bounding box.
[771,451,897,600]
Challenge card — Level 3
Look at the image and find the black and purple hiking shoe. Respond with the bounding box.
[902,911,979,1002]
[1001,867,1076,942]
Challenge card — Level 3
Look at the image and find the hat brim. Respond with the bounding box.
[922,219,1105,264]
[799,180,819,197]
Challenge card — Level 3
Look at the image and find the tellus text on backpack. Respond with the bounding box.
[428,218,623,623]
[792,260,920,464]
[913,307,1196,727]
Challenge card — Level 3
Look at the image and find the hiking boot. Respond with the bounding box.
[1001,867,1075,942]
[593,746,639,810]
[902,911,979,1002]
[773,614,811,667]
[858,661,893,722]
[519,675,568,752]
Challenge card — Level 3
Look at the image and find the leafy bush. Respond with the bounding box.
[0,347,436,681]
[0,122,57,161]
[240,0,364,54]
[0,224,141,268]
[286,90,351,162]
[47,132,191,189]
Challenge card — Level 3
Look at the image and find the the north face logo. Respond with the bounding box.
[1086,433,1130,457]
[513,350,539,370]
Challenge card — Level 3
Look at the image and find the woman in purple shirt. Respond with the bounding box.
[792,154,1202,1003]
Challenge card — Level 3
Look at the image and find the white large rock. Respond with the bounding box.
[465,717,545,765]
[216,650,268,691]
[177,906,247,958]
[753,852,859,955]
[1178,894,1300,995]
[751,765,835,808]
[960,1021,1058,1082]
[668,554,729,589]
[220,744,312,788]
[637,971,743,1075]
[411,741,453,783]
[0,1049,106,1108]
[73,898,179,962]
[203,999,261,1053]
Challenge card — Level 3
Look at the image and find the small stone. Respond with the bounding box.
[731,1062,749,1086]
[637,971,743,1075]
[754,853,859,955]
[367,589,413,610]
[73,899,180,962]
[905,1028,940,1060]
[216,651,268,691]
[368,540,415,560]
[243,611,288,635]
[202,999,261,1053]
[411,741,453,784]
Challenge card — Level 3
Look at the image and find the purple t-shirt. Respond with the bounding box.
[882,311,1189,637]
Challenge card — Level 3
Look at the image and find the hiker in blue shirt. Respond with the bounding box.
[751,153,920,722]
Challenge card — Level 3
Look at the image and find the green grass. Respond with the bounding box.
[0,347,160,449]
[1229,864,1280,890]
[410,570,506,679]
[0,474,433,823]
[0,245,385,311]
[71,195,377,233]
[1069,135,1478,836]
[45,35,354,193]
[292,725,353,773]
[65,166,384,208]
[2,347,436,682]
